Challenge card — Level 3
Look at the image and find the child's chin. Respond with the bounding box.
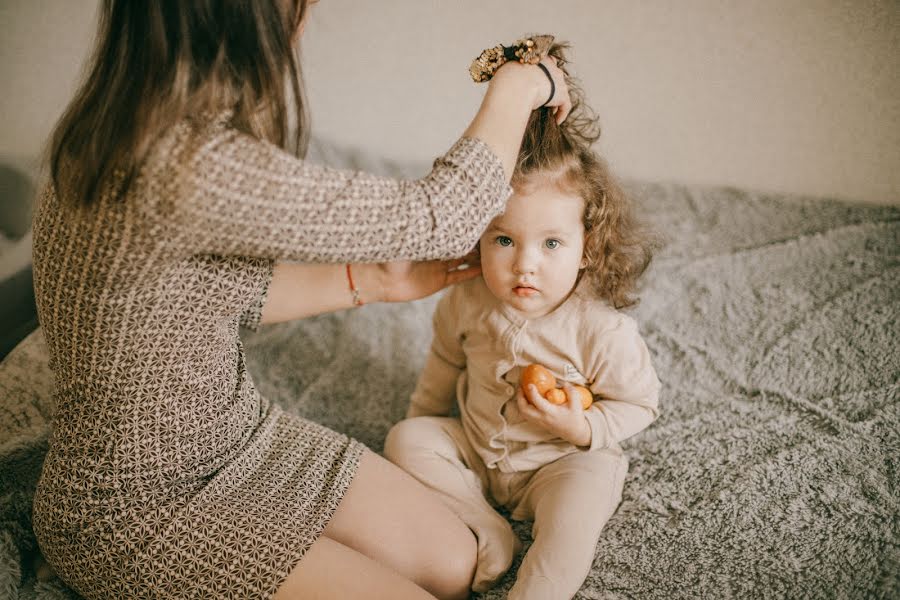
[507,297,550,315]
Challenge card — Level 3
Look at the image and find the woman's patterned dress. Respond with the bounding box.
[31,114,510,598]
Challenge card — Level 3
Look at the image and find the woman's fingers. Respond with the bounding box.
[378,258,474,302]
[444,261,482,285]
[538,57,571,123]
[555,94,572,124]
[461,248,481,265]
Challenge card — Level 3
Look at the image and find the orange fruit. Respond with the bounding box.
[545,388,567,405]
[520,363,556,397]
[545,385,593,409]
[571,385,594,410]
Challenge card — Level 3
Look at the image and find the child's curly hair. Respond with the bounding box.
[513,43,655,309]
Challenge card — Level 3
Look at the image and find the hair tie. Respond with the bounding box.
[535,62,555,107]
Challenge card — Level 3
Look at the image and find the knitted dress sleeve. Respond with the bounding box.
[139,119,511,263]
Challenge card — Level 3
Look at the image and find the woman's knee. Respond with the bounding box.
[417,530,477,600]
[396,494,476,600]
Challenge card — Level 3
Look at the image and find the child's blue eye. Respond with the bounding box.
[545,239,561,250]
[495,236,513,247]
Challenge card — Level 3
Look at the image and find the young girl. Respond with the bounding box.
[384,44,660,599]
[29,3,573,598]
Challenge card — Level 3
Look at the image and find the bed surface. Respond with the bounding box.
[1,172,897,598]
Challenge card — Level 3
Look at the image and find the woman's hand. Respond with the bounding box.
[261,258,479,325]
[491,56,572,124]
[516,383,592,447]
[360,254,481,304]
[464,54,573,177]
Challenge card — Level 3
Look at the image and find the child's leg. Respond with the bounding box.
[506,448,628,600]
[384,416,521,592]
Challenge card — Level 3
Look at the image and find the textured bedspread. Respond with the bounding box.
[1,180,898,599]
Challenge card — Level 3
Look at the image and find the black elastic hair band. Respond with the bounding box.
[536,62,555,107]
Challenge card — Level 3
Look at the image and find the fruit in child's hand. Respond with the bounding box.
[544,385,593,409]
[545,388,567,404]
[571,385,594,410]
[520,364,556,396]
[521,364,594,410]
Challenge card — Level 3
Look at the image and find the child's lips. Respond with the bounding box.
[513,285,539,297]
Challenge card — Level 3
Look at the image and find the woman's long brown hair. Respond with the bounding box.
[514,43,656,309]
[50,0,310,205]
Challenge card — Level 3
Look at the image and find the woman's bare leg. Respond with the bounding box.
[319,449,477,600]
[273,536,436,600]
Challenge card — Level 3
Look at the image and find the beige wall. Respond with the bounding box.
[2,0,898,204]
[0,0,99,176]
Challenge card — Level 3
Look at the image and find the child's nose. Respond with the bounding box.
[513,248,538,274]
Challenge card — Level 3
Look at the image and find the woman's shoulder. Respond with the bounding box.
[145,111,236,168]
[138,112,284,211]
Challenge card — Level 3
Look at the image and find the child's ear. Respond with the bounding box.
[579,256,588,269]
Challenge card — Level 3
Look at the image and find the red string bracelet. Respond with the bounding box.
[346,264,363,307]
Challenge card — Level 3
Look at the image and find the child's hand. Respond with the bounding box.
[517,383,592,447]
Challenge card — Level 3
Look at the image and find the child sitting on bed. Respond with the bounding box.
[384,43,660,600]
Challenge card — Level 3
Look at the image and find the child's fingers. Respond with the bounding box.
[516,387,541,419]
[515,387,531,410]
[526,384,555,413]
[518,386,545,413]
[562,383,581,412]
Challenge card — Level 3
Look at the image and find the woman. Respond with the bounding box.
[31,2,571,598]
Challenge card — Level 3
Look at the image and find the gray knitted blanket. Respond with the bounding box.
[1,179,897,599]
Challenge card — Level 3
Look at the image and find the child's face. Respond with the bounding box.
[479,183,586,319]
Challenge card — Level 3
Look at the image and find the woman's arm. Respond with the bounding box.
[141,59,570,266]
[259,257,479,324]
[144,132,508,264]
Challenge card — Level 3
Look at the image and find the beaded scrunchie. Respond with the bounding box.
[468,34,555,83]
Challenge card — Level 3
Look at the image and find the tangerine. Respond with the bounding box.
[545,388,567,405]
[544,385,593,409]
[571,385,594,410]
[520,363,556,396]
